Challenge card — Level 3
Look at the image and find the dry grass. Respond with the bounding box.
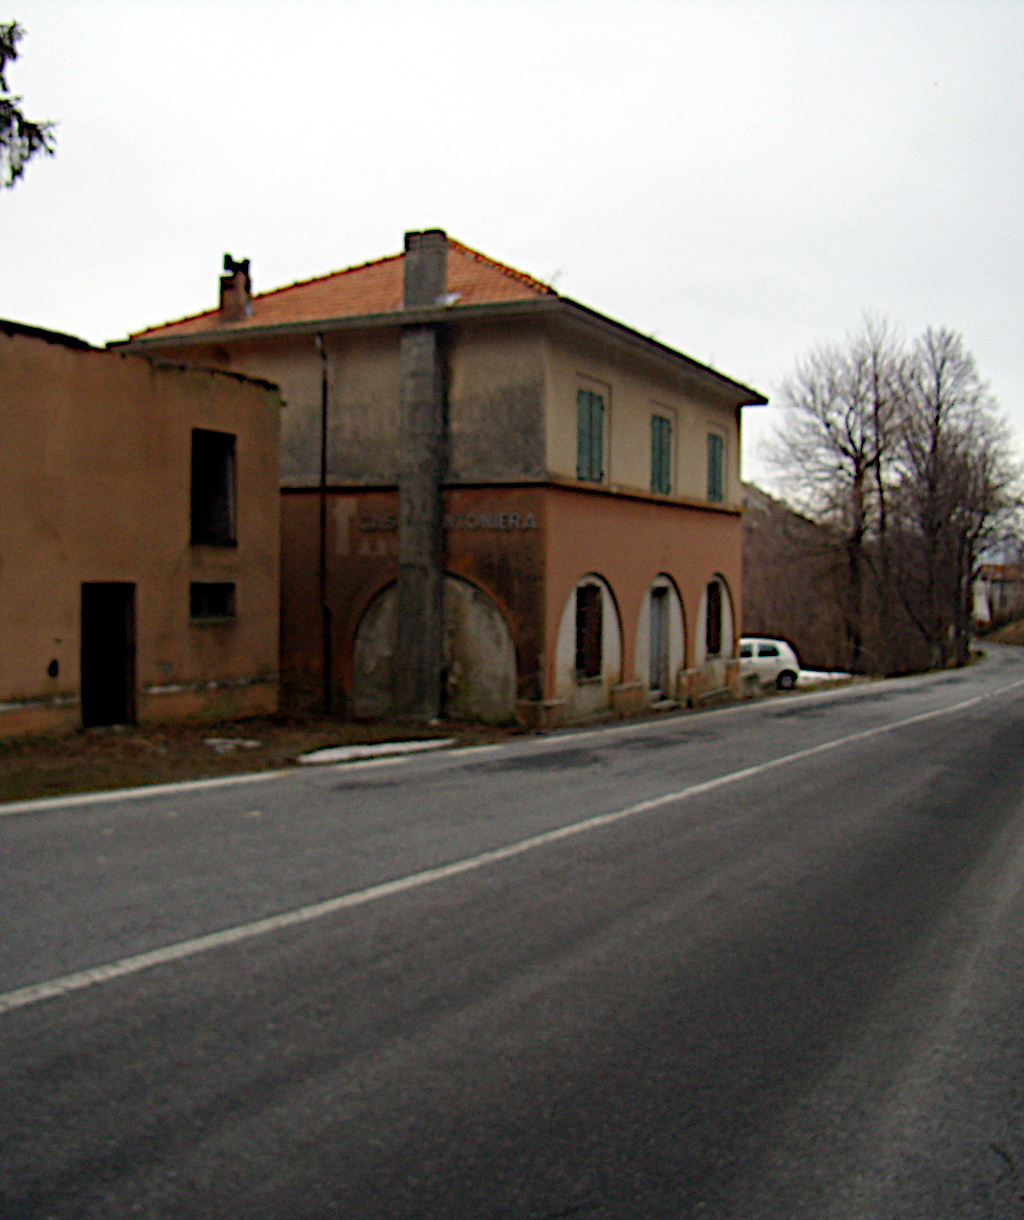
[0,714,524,806]
[980,620,1024,646]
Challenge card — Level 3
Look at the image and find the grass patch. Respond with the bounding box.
[981,619,1024,647]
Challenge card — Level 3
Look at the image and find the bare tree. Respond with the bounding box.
[768,317,902,671]
[0,23,55,189]
[765,321,1018,675]
[891,328,1020,666]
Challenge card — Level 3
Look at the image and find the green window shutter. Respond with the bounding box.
[591,393,604,481]
[707,433,724,502]
[577,390,591,479]
[577,390,604,481]
[651,415,671,494]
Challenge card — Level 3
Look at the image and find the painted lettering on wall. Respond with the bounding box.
[358,510,538,533]
[359,514,398,532]
[444,511,537,532]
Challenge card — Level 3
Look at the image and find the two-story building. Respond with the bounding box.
[123,232,765,725]
[0,319,281,735]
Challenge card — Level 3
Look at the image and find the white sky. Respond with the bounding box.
[4,0,1024,489]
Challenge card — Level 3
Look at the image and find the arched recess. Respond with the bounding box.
[553,573,623,718]
[351,575,517,722]
[694,573,735,667]
[634,574,686,701]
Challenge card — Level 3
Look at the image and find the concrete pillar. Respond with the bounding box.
[393,230,448,719]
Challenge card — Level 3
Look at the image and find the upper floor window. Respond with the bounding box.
[191,429,236,546]
[707,432,725,503]
[651,414,672,494]
[577,389,605,483]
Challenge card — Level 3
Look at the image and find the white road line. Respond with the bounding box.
[0,767,287,818]
[3,676,1023,1018]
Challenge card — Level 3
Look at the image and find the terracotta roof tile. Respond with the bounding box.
[130,238,555,339]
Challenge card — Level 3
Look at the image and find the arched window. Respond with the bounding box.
[705,580,723,657]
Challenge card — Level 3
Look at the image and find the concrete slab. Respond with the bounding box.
[296,738,457,766]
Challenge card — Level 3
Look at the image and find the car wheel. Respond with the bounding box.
[776,670,797,691]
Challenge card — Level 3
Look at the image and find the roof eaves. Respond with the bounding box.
[552,297,768,405]
[115,297,563,352]
[144,356,280,394]
[118,294,768,406]
[0,317,93,351]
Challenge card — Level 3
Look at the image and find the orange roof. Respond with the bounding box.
[131,237,556,339]
[978,563,1024,580]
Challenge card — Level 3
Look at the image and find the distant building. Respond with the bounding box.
[973,563,1024,629]
[123,232,765,725]
[0,320,281,736]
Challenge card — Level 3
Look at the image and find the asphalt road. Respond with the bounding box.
[3,649,1024,1219]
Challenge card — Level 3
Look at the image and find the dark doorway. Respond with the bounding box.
[575,584,603,679]
[705,580,723,658]
[81,583,136,727]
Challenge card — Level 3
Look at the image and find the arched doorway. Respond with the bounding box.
[634,575,685,701]
[352,575,517,722]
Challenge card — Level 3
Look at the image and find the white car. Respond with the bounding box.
[739,637,801,691]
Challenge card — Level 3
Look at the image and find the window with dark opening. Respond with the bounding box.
[191,429,237,545]
[190,582,236,620]
[576,390,605,482]
[705,580,722,657]
[651,414,672,494]
[575,583,603,679]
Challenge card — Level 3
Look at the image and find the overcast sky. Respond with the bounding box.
[5,0,1023,488]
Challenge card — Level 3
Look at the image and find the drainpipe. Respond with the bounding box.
[316,332,333,714]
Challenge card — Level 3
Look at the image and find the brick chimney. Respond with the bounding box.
[219,254,252,322]
[403,229,448,309]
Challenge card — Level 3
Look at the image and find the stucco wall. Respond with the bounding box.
[281,485,546,717]
[544,326,741,507]
[543,484,742,715]
[0,331,280,734]
[163,320,548,490]
[446,321,546,483]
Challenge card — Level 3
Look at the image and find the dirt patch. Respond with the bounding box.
[0,715,525,805]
